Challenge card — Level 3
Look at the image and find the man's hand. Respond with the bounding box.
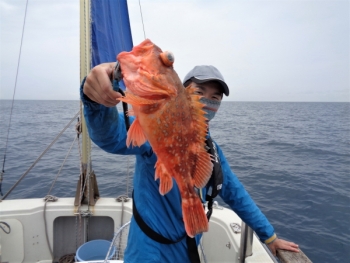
[267,238,299,256]
[83,62,123,107]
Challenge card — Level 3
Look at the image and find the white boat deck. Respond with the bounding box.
[0,197,275,263]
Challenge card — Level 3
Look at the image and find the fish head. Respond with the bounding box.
[117,39,181,100]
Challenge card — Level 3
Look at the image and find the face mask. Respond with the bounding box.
[199,97,221,121]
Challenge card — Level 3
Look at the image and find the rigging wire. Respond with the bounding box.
[47,135,78,196]
[0,111,80,201]
[138,0,147,39]
[1,0,29,196]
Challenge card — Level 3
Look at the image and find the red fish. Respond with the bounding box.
[117,39,213,237]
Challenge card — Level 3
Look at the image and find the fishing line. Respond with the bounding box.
[138,0,147,39]
[0,0,29,196]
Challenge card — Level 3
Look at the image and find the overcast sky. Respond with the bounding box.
[0,0,349,102]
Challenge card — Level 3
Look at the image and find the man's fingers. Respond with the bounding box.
[84,80,122,107]
[83,62,124,107]
[90,64,116,102]
[285,242,300,252]
[268,238,300,256]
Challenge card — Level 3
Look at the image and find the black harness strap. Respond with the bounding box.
[205,136,223,221]
[186,236,201,263]
[132,194,186,244]
[132,193,200,262]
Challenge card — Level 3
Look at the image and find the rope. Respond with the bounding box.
[1,0,29,196]
[138,0,146,39]
[199,240,208,263]
[43,195,58,259]
[104,221,131,263]
[0,171,3,196]
[126,155,130,197]
[0,111,80,201]
[0,221,11,234]
[75,117,82,138]
[76,114,84,249]
[77,165,90,208]
[76,210,93,217]
[58,254,75,263]
[47,135,78,195]
[116,195,130,203]
[44,195,58,202]
[118,196,125,259]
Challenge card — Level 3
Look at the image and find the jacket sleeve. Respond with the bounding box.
[79,78,152,156]
[216,143,276,243]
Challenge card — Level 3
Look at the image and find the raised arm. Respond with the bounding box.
[80,63,151,156]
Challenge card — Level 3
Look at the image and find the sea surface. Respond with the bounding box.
[0,100,349,263]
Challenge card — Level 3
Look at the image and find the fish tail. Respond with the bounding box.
[182,196,208,237]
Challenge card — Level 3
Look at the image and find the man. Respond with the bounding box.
[82,63,299,263]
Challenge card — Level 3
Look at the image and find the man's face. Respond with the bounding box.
[192,81,223,101]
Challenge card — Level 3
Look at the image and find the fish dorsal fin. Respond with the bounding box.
[185,84,213,188]
[191,150,213,188]
[126,118,147,147]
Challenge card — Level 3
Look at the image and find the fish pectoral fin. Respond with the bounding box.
[155,161,173,195]
[118,92,162,106]
[138,71,177,98]
[192,151,213,189]
[126,118,147,147]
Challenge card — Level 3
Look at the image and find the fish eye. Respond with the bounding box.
[160,51,174,67]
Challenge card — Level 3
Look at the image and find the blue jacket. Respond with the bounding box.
[80,83,275,263]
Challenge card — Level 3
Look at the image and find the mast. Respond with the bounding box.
[75,0,133,206]
[75,0,99,206]
[79,0,91,166]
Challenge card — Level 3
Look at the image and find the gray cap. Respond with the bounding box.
[183,65,229,96]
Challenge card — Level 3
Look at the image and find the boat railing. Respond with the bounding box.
[239,222,254,263]
[240,222,312,263]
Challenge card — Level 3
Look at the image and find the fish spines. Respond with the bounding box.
[185,85,209,136]
[192,150,213,188]
[184,85,213,188]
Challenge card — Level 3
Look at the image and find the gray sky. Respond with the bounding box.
[0,0,349,102]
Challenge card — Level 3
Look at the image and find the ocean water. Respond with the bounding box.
[0,100,349,263]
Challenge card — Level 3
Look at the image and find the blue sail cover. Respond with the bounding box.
[91,0,133,89]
